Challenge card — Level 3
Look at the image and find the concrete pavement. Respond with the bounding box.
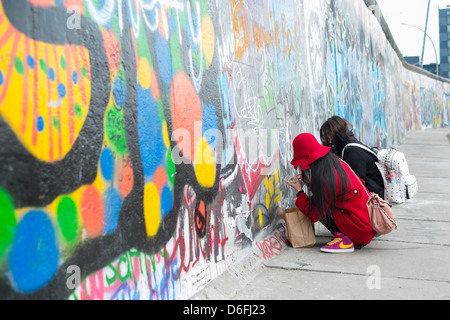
[193,127,450,300]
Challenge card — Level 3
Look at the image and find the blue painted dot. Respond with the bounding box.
[27,55,35,69]
[72,71,78,85]
[161,186,173,219]
[137,87,166,178]
[202,103,219,150]
[155,33,173,85]
[0,71,3,86]
[168,10,178,37]
[103,188,122,235]
[57,83,66,98]
[54,0,65,7]
[186,12,200,50]
[113,78,126,109]
[48,68,55,81]
[100,148,114,181]
[37,116,45,132]
[9,211,59,293]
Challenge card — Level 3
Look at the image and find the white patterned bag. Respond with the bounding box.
[342,143,418,204]
[377,148,418,204]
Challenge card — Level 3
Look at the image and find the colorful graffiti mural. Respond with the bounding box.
[0,0,449,300]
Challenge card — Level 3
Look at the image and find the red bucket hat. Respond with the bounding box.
[290,133,331,170]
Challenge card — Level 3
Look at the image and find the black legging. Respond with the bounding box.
[319,213,340,234]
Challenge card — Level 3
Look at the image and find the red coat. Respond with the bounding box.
[295,160,376,245]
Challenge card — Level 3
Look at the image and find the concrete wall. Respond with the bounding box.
[0,0,448,299]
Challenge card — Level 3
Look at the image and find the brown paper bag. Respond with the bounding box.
[278,208,316,248]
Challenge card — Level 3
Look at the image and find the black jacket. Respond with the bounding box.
[331,131,385,198]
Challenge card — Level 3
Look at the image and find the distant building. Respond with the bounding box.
[404,56,439,75]
[423,63,439,75]
[404,56,420,66]
[439,5,450,78]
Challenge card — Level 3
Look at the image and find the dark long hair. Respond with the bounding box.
[319,116,353,147]
[303,152,350,220]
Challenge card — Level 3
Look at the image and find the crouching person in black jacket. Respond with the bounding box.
[320,116,385,199]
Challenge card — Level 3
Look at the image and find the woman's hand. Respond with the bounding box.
[286,173,304,192]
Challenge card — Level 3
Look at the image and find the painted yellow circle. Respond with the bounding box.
[194,138,216,188]
[201,15,215,67]
[265,192,270,210]
[162,121,170,148]
[138,57,152,89]
[143,182,160,237]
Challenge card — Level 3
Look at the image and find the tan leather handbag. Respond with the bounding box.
[366,192,398,234]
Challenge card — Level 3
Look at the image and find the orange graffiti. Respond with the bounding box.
[253,12,279,52]
[118,159,134,198]
[103,30,121,78]
[170,71,202,161]
[80,186,104,238]
[230,0,250,59]
[281,13,297,58]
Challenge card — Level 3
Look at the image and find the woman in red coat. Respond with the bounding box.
[287,133,376,253]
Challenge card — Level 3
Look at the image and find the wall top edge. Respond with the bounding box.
[363,0,450,85]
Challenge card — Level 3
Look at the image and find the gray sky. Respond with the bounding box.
[377,0,450,64]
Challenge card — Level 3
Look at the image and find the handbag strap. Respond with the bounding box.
[340,159,371,197]
[378,203,398,229]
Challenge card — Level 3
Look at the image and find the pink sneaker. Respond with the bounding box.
[320,232,354,253]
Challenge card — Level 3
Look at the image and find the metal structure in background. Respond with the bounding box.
[401,23,439,76]
[420,0,431,67]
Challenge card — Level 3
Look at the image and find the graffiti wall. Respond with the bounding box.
[0,0,448,299]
